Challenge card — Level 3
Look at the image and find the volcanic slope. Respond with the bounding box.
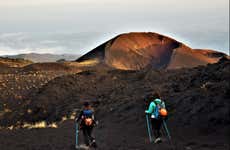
[0,61,84,123]
[76,32,226,70]
[0,57,32,67]
[0,57,33,73]
[0,57,229,150]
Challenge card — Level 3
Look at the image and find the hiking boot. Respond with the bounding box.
[80,144,90,149]
[75,145,80,149]
[154,138,162,144]
[91,140,97,148]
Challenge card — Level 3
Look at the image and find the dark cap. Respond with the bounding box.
[83,101,90,107]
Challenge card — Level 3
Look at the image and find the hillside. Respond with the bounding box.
[0,57,33,67]
[77,32,226,70]
[0,58,229,150]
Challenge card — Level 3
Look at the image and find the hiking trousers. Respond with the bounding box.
[151,118,163,138]
[82,126,95,146]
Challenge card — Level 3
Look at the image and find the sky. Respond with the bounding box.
[0,0,229,55]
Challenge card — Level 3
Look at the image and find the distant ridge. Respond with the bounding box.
[3,53,80,63]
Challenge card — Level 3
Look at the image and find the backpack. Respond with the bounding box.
[82,109,94,126]
[152,99,167,119]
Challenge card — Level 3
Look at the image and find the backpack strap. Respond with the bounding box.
[83,109,93,118]
[152,99,164,119]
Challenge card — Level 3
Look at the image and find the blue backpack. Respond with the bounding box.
[83,109,93,118]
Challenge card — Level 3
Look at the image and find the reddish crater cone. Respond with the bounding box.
[77,32,227,70]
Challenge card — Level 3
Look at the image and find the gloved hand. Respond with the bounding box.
[95,121,99,125]
[75,118,79,123]
[145,110,149,113]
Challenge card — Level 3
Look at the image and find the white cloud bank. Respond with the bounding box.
[0,0,228,55]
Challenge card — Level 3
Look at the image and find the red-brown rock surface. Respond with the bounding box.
[77,32,227,70]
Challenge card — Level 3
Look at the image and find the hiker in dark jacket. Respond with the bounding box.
[76,101,97,147]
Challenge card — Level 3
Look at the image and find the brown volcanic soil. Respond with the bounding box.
[0,57,32,68]
[0,57,33,74]
[22,62,76,72]
[0,71,73,113]
[77,32,226,70]
[0,57,82,73]
[0,58,229,150]
[0,62,83,125]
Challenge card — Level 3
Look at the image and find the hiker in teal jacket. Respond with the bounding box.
[145,92,166,143]
[145,98,165,115]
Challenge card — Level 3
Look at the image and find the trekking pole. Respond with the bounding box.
[145,114,153,143]
[76,122,79,149]
[162,120,171,140]
[162,120,176,150]
[160,125,166,138]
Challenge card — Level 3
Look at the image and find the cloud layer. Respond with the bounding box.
[0,32,115,55]
[0,30,228,56]
[0,0,228,55]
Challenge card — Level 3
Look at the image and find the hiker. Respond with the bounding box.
[145,92,168,143]
[76,101,97,147]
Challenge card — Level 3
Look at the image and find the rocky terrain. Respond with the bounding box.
[0,56,229,150]
[0,57,32,68]
[0,32,229,150]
